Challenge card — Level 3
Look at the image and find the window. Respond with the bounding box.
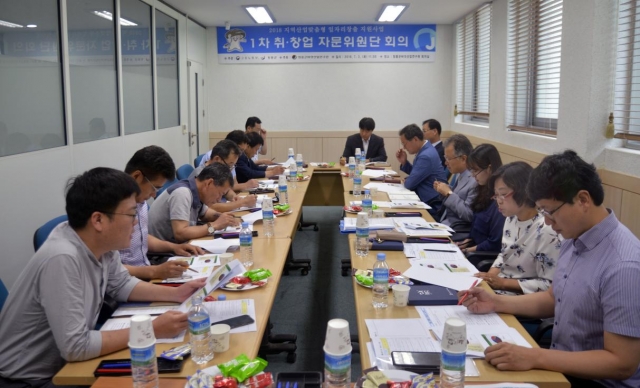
[613,0,640,144]
[121,0,154,134]
[506,0,563,136]
[0,0,66,156]
[155,9,179,129]
[456,3,492,123]
[68,0,120,143]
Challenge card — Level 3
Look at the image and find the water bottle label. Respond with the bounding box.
[130,345,156,364]
[324,352,351,374]
[296,161,303,168]
[354,177,362,185]
[363,199,372,207]
[189,316,211,336]
[356,227,369,238]
[263,210,274,220]
[239,234,252,246]
[349,165,355,170]
[373,268,388,283]
[441,350,466,371]
[279,185,287,193]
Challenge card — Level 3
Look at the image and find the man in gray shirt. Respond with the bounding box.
[149,163,238,243]
[0,168,206,386]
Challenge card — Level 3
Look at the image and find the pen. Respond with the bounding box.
[422,249,457,253]
[457,279,480,306]
[187,267,199,273]
[429,329,441,342]
[271,157,276,161]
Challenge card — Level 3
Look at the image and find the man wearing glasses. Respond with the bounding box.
[459,150,640,387]
[120,146,206,281]
[190,140,257,213]
[0,168,205,387]
[148,163,238,243]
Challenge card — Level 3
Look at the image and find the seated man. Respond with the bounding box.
[459,150,640,387]
[396,124,447,215]
[0,168,204,386]
[121,146,205,280]
[236,132,285,184]
[148,163,239,243]
[245,116,271,165]
[433,134,477,228]
[339,117,387,165]
[189,140,257,213]
[422,118,446,170]
[200,130,260,192]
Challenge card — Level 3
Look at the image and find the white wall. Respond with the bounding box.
[187,19,207,65]
[205,25,453,133]
[0,0,190,291]
[450,0,640,177]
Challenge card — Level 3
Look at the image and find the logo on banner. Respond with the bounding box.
[414,28,436,50]
[224,29,247,52]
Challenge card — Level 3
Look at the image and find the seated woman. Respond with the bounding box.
[457,143,505,254]
[474,161,562,295]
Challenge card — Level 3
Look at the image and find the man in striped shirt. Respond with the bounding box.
[460,150,640,388]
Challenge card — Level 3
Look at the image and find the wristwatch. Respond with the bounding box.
[207,222,215,235]
[446,190,453,197]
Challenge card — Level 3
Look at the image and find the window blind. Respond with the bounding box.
[613,0,640,141]
[456,3,492,119]
[506,0,563,136]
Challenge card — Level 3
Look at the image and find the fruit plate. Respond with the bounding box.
[274,208,293,217]
[355,370,417,388]
[297,175,311,181]
[220,277,269,291]
[352,268,413,289]
[343,205,362,214]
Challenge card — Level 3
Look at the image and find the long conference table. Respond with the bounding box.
[53,166,568,387]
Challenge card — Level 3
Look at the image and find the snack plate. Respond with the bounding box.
[297,175,311,181]
[344,205,363,214]
[221,277,269,292]
[274,209,293,217]
[355,370,417,388]
[352,269,412,289]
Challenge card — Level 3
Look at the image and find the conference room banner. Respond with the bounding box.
[216,24,436,64]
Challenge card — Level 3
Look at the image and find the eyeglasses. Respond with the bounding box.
[222,159,236,170]
[538,202,566,219]
[492,191,515,202]
[471,168,487,178]
[444,155,462,162]
[142,174,162,193]
[101,211,138,224]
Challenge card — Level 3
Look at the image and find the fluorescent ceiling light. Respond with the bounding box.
[26,24,37,28]
[93,10,138,26]
[0,20,24,28]
[243,6,275,24]
[377,4,408,22]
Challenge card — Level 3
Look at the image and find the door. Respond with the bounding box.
[188,61,206,163]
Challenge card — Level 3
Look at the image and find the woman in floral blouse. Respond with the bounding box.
[474,161,562,295]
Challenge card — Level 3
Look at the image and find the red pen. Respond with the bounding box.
[457,279,480,305]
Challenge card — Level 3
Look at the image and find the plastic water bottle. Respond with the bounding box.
[357,159,365,177]
[355,148,361,165]
[288,161,297,188]
[440,318,467,388]
[361,150,366,163]
[129,315,158,388]
[353,174,362,197]
[288,148,295,161]
[348,157,356,179]
[296,154,304,180]
[262,197,275,237]
[324,319,352,388]
[278,175,289,205]
[239,221,253,268]
[355,212,369,257]
[372,253,389,309]
[188,296,213,364]
[362,190,373,217]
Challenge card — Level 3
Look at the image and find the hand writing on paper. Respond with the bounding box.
[213,213,239,230]
[485,342,537,371]
[152,311,188,338]
[457,287,496,314]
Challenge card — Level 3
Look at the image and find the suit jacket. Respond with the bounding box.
[342,133,387,162]
[236,153,267,183]
[439,169,478,227]
[433,141,446,168]
[400,141,447,211]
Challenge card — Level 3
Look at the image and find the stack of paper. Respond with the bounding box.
[361,169,398,178]
[388,193,421,201]
[350,200,430,209]
[162,254,221,283]
[403,265,481,290]
[258,180,277,189]
[364,182,414,194]
[392,218,452,237]
[204,299,257,334]
[191,238,240,254]
[241,210,263,225]
[342,217,396,231]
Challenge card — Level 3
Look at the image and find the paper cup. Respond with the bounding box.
[373,209,384,219]
[355,148,361,157]
[219,253,234,264]
[348,157,356,165]
[288,148,295,156]
[324,319,352,354]
[441,317,467,353]
[128,314,156,349]
[210,324,231,353]
[392,284,410,307]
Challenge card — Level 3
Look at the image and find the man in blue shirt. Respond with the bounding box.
[396,124,447,216]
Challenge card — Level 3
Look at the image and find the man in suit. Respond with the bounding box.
[339,117,387,165]
[396,124,448,216]
[433,134,477,228]
[423,119,446,170]
[236,132,285,183]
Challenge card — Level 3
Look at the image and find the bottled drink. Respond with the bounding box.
[355,212,369,257]
[348,159,356,179]
[262,197,275,237]
[129,315,158,388]
[296,154,304,180]
[288,161,297,188]
[357,159,365,176]
[239,221,253,268]
[362,190,373,217]
[372,253,389,309]
[353,174,362,197]
[355,148,361,165]
[188,296,213,364]
[288,148,295,161]
[324,352,351,388]
[278,175,289,205]
[440,318,467,388]
[361,150,366,163]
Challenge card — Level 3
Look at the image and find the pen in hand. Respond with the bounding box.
[186,267,198,273]
[457,279,479,305]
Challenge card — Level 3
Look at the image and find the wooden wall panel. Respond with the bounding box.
[603,185,623,217]
[620,191,640,238]
[297,138,323,164]
[323,138,346,163]
[270,138,297,162]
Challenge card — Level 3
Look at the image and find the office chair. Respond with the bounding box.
[33,215,69,251]
[156,178,178,197]
[297,210,319,232]
[259,318,298,363]
[0,278,8,313]
[194,153,206,168]
[176,164,195,180]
